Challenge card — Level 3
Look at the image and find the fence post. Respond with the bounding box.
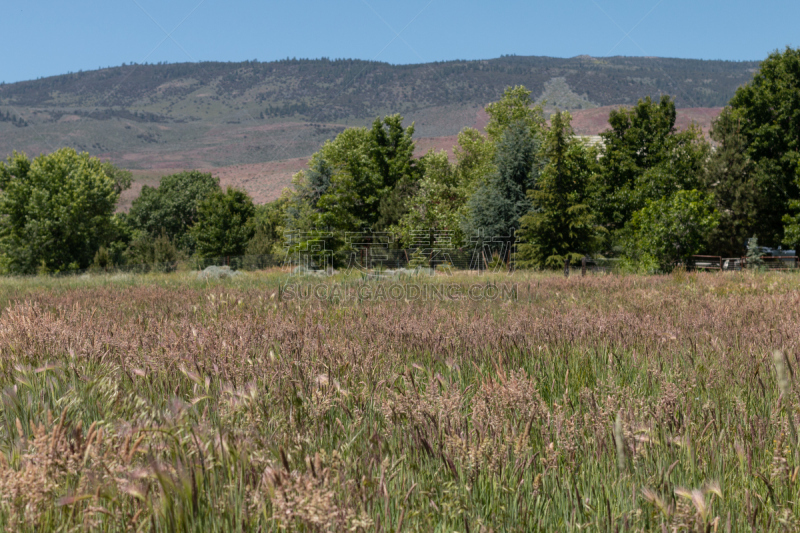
[563,258,570,278]
[582,256,587,277]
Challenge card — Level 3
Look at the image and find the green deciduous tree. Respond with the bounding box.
[518,111,600,268]
[100,161,133,195]
[726,47,800,247]
[0,148,118,274]
[621,189,719,272]
[313,127,378,233]
[191,187,256,258]
[596,96,708,239]
[453,127,496,193]
[286,115,420,239]
[485,85,545,142]
[703,109,767,256]
[127,170,220,252]
[393,150,467,248]
[125,229,180,271]
[246,198,287,257]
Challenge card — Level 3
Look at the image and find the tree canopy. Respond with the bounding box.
[0,148,118,273]
[723,47,800,247]
[621,190,719,272]
[4,47,800,274]
[191,187,256,258]
[127,170,221,252]
[596,95,708,239]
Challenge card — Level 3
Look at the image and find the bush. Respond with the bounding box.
[621,190,718,272]
[125,230,180,272]
[127,170,220,253]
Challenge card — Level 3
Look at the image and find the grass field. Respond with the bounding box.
[0,270,798,531]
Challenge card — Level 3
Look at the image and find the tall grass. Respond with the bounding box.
[0,270,798,531]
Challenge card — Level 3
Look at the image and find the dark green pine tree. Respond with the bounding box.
[518,111,600,268]
[462,121,540,251]
[300,157,333,209]
[370,114,420,230]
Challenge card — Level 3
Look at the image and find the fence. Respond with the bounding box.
[689,255,798,271]
[44,249,625,278]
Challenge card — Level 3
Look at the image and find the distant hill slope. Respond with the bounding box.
[0,55,755,204]
[0,55,756,113]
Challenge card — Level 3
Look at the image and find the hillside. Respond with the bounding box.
[0,55,755,203]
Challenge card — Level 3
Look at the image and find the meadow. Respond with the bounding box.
[0,269,799,531]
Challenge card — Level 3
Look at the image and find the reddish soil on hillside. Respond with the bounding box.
[211,157,309,203]
[414,136,459,160]
[568,106,722,137]
[118,158,309,211]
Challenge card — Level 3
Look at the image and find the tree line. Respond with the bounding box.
[0,47,798,275]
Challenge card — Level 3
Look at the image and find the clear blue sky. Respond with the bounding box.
[3,0,797,83]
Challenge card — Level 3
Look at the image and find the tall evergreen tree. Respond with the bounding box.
[300,158,333,208]
[285,156,333,235]
[518,111,600,268]
[371,114,420,230]
[462,121,540,250]
[369,114,416,192]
